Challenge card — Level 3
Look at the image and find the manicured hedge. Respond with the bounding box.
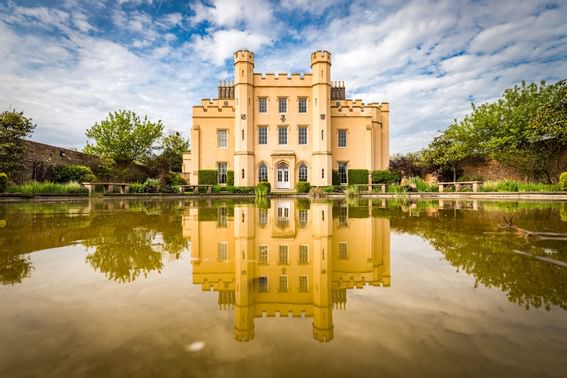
[332,170,340,186]
[228,186,255,194]
[348,169,369,185]
[227,170,234,186]
[0,173,8,193]
[198,170,218,185]
[52,164,96,183]
[372,170,401,184]
[560,172,567,191]
[296,181,311,193]
[255,182,271,196]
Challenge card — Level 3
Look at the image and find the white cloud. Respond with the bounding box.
[1,0,566,155]
[280,0,341,15]
[189,0,274,30]
[190,29,272,66]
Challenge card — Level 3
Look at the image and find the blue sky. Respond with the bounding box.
[1,0,566,154]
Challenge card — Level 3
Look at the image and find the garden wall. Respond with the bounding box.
[460,158,524,181]
[15,140,100,183]
[460,153,567,182]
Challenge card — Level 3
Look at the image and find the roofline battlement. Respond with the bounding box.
[234,49,254,65]
[253,72,313,87]
[311,50,332,66]
[331,99,390,118]
[193,99,235,117]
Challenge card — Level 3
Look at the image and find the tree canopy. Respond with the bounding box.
[158,131,189,173]
[84,110,163,165]
[420,79,567,182]
[0,109,36,178]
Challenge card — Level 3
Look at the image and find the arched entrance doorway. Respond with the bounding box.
[276,162,290,189]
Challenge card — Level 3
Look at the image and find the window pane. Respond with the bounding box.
[338,162,347,184]
[259,245,268,263]
[217,242,228,261]
[279,245,288,264]
[279,276,288,292]
[339,206,348,226]
[279,98,287,113]
[299,245,309,263]
[258,127,267,144]
[259,208,268,225]
[258,163,268,182]
[338,129,347,147]
[217,130,227,148]
[259,98,267,113]
[278,128,287,144]
[258,276,268,292]
[298,127,307,145]
[298,98,307,113]
[299,209,308,227]
[298,164,308,182]
[218,207,228,228]
[339,242,348,260]
[299,276,308,292]
[218,162,227,184]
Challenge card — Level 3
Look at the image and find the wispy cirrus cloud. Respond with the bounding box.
[0,0,566,154]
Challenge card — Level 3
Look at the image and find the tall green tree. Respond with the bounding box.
[0,109,36,178]
[422,79,567,183]
[421,122,472,181]
[472,80,567,182]
[84,110,163,165]
[159,132,189,173]
[389,152,425,177]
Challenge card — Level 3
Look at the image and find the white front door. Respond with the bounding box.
[276,163,290,189]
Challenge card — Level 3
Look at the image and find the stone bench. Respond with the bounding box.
[81,182,131,195]
[438,181,482,193]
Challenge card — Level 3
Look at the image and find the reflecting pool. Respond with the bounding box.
[0,199,566,377]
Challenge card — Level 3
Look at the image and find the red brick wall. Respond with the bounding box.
[460,153,567,182]
[14,140,100,183]
[460,159,524,181]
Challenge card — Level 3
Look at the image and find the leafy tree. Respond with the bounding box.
[0,109,36,178]
[421,123,472,182]
[84,110,163,165]
[0,254,34,285]
[388,204,567,310]
[158,131,189,173]
[85,229,164,283]
[389,152,425,178]
[422,80,567,183]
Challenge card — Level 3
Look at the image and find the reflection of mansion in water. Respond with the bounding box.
[183,200,390,342]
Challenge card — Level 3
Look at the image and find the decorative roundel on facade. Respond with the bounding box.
[241,114,246,120]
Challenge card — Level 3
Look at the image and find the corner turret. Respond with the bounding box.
[234,49,255,66]
[310,50,332,67]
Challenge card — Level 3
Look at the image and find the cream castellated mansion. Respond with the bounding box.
[182,50,389,189]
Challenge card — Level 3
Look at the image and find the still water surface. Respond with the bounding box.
[0,198,566,377]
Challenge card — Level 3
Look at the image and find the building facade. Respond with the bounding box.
[183,50,389,189]
[182,199,391,342]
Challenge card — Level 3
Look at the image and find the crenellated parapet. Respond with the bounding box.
[194,277,236,292]
[253,72,313,87]
[253,304,315,318]
[331,99,389,118]
[233,49,254,65]
[310,50,332,66]
[192,98,235,118]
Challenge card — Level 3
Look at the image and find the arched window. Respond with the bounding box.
[258,163,268,182]
[298,164,308,182]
